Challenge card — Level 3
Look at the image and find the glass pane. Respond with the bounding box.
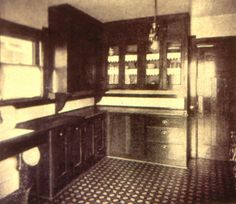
[107,46,119,85]
[52,44,68,93]
[167,43,181,85]
[146,46,160,85]
[0,64,42,100]
[0,35,34,65]
[125,45,137,85]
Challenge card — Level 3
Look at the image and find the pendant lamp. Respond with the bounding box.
[149,0,159,51]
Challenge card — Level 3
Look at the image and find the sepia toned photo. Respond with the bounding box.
[0,0,236,203]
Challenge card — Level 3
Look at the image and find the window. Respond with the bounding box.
[0,35,34,65]
[0,35,43,100]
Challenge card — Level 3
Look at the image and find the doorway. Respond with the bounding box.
[194,39,231,161]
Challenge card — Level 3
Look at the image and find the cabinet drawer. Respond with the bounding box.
[146,126,185,145]
[146,143,186,162]
[146,116,185,127]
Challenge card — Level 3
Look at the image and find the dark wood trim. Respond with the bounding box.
[98,105,187,116]
[188,35,197,115]
[0,92,94,108]
[11,98,54,108]
[105,13,189,26]
[69,90,95,99]
[0,131,47,161]
[35,41,40,66]
[0,19,42,41]
[42,27,51,98]
[48,4,102,39]
[195,36,236,44]
[48,4,102,29]
[159,21,168,89]
[119,44,125,86]
[138,41,146,88]
[104,93,178,98]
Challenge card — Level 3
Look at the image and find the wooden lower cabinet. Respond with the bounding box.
[108,112,188,167]
[31,112,106,200]
[69,125,83,178]
[145,115,187,167]
[51,126,70,194]
[94,114,106,161]
[82,120,94,167]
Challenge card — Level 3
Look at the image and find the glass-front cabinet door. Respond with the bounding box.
[107,46,119,85]
[125,44,138,85]
[104,13,188,92]
[106,42,183,90]
[145,48,160,87]
[167,42,182,88]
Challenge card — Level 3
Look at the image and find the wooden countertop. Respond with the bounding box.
[0,107,104,161]
[98,106,187,117]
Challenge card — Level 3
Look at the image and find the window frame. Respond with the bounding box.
[0,19,45,105]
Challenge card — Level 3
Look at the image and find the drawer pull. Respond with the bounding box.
[161,145,167,149]
[161,130,168,135]
[162,120,168,125]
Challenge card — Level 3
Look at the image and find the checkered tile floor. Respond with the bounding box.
[31,158,236,204]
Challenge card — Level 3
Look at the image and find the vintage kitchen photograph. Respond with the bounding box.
[0,0,236,203]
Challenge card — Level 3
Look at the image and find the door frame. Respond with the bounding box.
[188,36,235,160]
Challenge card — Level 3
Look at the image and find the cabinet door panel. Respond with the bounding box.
[32,142,51,198]
[108,113,145,159]
[146,143,186,166]
[94,115,106,159]
[108,113,128,156]
[51,127,68,192]
[83,122,94,163]
[70,126,83,176]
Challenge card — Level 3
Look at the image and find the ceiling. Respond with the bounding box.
[47,0,236,22]
[47,0,189,22]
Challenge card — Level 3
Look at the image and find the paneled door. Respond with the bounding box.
[196,43,230,160]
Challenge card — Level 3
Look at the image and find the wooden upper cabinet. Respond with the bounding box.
[48,4,103,94]
[104,13,189,91]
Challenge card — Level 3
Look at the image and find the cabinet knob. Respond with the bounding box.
[162,119,168,125]
[76,127,79,131]
[189,105,195,110]
[161,130,168,135]
[161,145,167,149]
[59,132,63,136]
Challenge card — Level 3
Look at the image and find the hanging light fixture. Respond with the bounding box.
[149,0,159,51]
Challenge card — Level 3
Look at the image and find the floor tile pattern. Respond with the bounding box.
[31,158,236,204]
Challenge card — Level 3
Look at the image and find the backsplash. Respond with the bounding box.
[97,96,185,109]
[0,97,95,125]
[0,106,16,130]
[15,103,55,123]
[59,97,95,113]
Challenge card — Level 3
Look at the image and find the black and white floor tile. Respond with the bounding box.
[31,158,236,204]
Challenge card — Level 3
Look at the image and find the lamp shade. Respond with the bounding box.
[150,39,160,52]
